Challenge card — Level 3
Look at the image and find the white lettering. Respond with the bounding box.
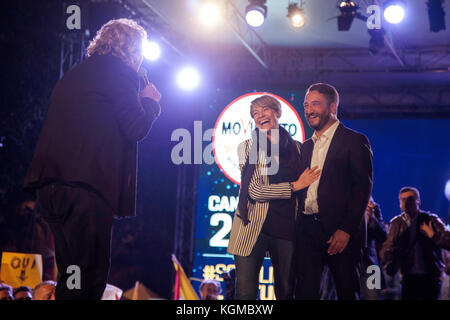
[66,265,81,289]
[66,5,81,30]
[366,265,381,290]
[367,5,381,30]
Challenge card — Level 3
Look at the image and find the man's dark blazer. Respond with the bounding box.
[298,123,373,242]
[23,53,160,218]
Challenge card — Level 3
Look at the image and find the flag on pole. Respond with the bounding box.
[132,280,139,300]
[122,281,162,300]
[171,254,199,300]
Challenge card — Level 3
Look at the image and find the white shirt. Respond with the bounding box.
[304,120,340,214]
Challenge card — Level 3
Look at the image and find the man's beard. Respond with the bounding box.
[307,112,331,131]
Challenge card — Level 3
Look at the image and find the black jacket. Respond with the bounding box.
[298,123,373,242]
[432,226,450,251]
[380,211,446,277]
[23,54,160,218]
[365,205,387,266]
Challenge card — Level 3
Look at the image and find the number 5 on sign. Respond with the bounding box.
[0,252,43,288]
[209,213,232,247]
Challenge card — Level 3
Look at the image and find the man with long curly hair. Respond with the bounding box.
[23,19,161,299]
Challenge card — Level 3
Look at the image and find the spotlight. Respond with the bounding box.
[198,1,223,27]
[337,1,360,31]
[384,1,405,24]
[245,0,267,27]
[445,179,450,201]
[142,39,161,61]
[427,0,446,32]
[287,3,306,28]
[177,67,200,91]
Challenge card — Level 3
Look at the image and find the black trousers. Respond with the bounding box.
[294,214,362,300]
[234,233,295,300]
[401,274,441,300]
[36,183,114,300]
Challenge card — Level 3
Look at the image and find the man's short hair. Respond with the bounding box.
[306,83,340,106]
[250,95,281,118]
[13,286,32,296]
[87,18,147,69]
[0,283,13,299]
[0,283,13,292]
[399,186,421,200]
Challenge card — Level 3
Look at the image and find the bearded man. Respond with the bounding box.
[294,83,373,300]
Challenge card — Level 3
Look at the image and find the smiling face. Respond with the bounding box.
[251,105,280,131]
[250,96,281,131]
[303,90,337,132]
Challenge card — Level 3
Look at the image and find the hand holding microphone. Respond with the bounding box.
[141,83,162,102]
[139,68,162,103]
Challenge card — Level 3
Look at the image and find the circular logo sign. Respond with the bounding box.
[212,92,305,185]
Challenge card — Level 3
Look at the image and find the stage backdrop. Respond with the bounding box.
[190,88,450,299]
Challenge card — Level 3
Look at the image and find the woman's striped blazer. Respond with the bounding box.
[227,138,302,257]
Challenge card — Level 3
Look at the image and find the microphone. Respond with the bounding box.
[138,67,149,87]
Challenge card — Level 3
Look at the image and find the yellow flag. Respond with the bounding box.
[122,281,162,300]
[0,252,43,288]
[132,281,139,300]
[172,254,199,300]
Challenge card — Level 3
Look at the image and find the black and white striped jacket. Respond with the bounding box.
[227,138,302,256]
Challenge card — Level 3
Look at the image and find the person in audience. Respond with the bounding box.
[380,186,446,300]
[13,286,32,300]
[222,268,236,300]
[360,197,387,300]
[0,283,13,300]
[199,279,222,300]
[421,217,450,300]
[420,219,450,250]
[33,280,56,300]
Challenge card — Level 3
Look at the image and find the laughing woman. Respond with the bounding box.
[227,95,320,300]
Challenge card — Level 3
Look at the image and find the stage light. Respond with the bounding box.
[337,1,359,31]
[445,179,450,201]
[245,0,267,27]
[427,0,446,32]
[287,3,306,28]
[198,1,222,27]
[338,1,358,9]
[383,1,405,24]
[142,39,161,61]
[177,67,200,91]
